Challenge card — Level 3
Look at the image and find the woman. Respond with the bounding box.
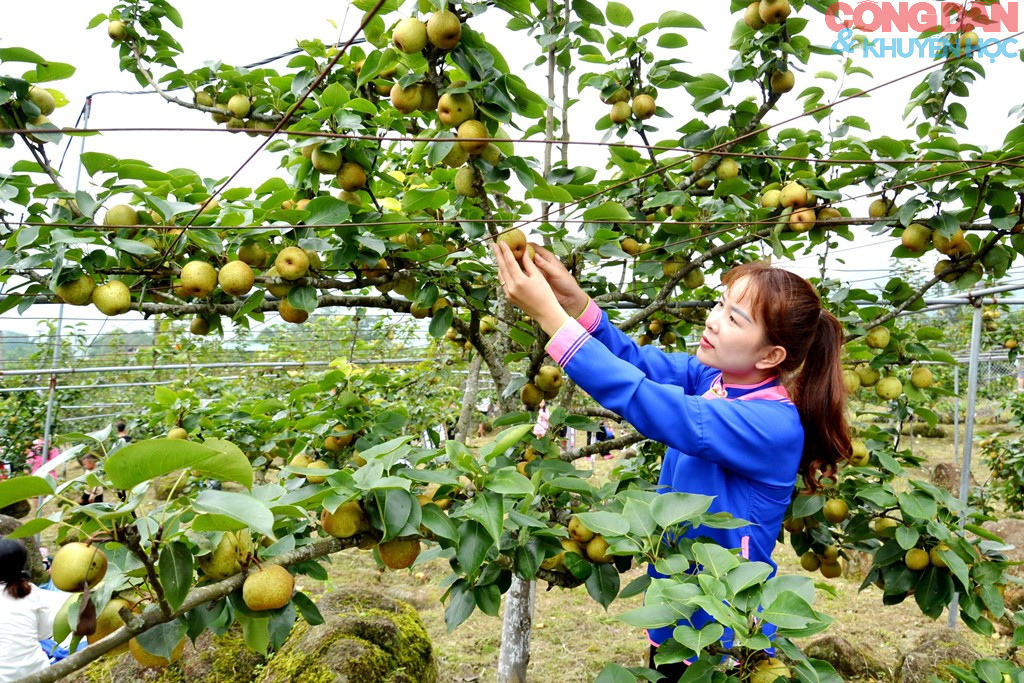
[495,243,850,679]
[0,538,56,682]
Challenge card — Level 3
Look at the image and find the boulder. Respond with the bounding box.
[259,586,437,683]
[803,633,890,680]
[0,513,49,584]
[981,517,1024,612]
[895,628,983,683]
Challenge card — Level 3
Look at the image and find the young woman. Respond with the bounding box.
[0,538,56,682]
[494,243,850,678]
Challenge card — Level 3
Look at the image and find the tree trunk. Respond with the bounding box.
[497,574,536,683]
[454,353,483,443]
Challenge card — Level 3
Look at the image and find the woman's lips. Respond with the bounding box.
[699,336,713,349]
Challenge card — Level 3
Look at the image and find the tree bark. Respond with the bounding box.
[496,574,536,683]
[454,353,483,443]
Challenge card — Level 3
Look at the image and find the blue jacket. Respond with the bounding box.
[546,300,805,646]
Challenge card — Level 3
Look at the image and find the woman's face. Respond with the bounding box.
[697,277,783,385]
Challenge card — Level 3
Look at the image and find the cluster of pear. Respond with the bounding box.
[300,142,369,194]
[320,498,423,570]
[520,365,563,408]
[738,0,797,94]
[637,318,678,347]
[758,181,841,234]
[539,515,616,571]
[195,89,273,137]
[604,86,657,125]
[841,326,935,402]
[18,85,60,144]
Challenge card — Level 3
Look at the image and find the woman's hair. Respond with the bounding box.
[721,262,851,490]
[0,538,33,598]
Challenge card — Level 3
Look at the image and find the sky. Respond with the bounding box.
[3,1,1024,350]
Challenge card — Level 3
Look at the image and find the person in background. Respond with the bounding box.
[116,421,132,443]
[533,400,550,438]
[595,419,615,459]
[78,454,104,505]
[0,538,55,682]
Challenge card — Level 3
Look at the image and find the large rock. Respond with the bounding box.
[0,513,49,584]
[895,628,983,683]
[259,586,437,683]
[982,517,1024,612]
[803,634,890,680]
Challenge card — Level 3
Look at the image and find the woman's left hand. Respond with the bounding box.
[494,241,569,336]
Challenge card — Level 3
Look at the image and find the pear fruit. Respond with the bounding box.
[620,237,641,256]
[865,326,890,349]
[540,538,583,570]
[855,363,880,387]
[104,204,139,226]
[180,260,218,298]
[89,597,133,653]
[868,198,894,218]
[321,501,370,538]
[107,20,128,41]
[311,147,342,174]
[682,268,706,289]
[198,531,254,580]
[190,317,211,336]
[27,86,56,116]
[789,207,816,232]
[130,636,186,668]
[324,424,355,451]
[167,427,188,440]
[780,182,807,208]
[437,90,475,127]
[822,498,849,524]
[535,366,563,399]
[454,166,481,198]
[426,10,462,51]
[609,100,632,124]
[750,657,791,683]
[568,516,595,544]
[264,266,294,298]
[238,240,268,267]
[390,83,423,114]
[457,120,489,155]
[934,228,969,256]
[910,366,933,388]
[758,0,792,24]
[242,565,294,611]
[715,158,739,180]
[875,376,903,400]
[275,246,310,280]
[849,439,869,467]
[842,369,860,393]
[585,535,614,564]
[56,275,96,306]
[279,299,310,324]
[496,228,528,261]
[631,94,656,120]
[305,460,330,483]
[393,17,428,54]
[337,162,368,192]
[92,281,131,316]
[442,141,470,168]
[770,69,795,94]
[901,223,932,253]
[218,260,255,297]
[227,94,251,118]
[817,206,841,222]
[377,538,422,569]
[520,382,544,409]
[51,542,108,592]
[744,2,766,29]
[760,189,782,208]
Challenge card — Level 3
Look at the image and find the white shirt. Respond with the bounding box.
[0,584,55,682]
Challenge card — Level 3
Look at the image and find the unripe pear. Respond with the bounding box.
[910,366,933,388]
[311,147,342,174]
[190,317,211,336]
[27,86,56,116]
[167,427,188,440]
[631,94,656,120]
[455,166,481,198]
[56,275,96,306]
[496,228,528,261]
[457,119,490,155]
[770,69,795,94]
[390,83,423,114]
[865,326,890,349]
[321,501,370,538]
[780,182,807,208]
[180,260,218,298]
[716,158,739,180]
[760,189,782,208]
[337,162,368,192]
[92,281,131,316]
[393,17,428,54]
[855,363,880,386]
[275,246,310,280]
[227,94,251,119]
[520,382,544,408]
[242,565,294,611]
[51,542,108,591]
[107,20,128,41]
[104,204,139,226]
[901,223,932,253]
[609,100,631,124]
[426,10,462,51]
[875,376,903,400]
[218,260,255,297]
[743,2,766,29]
[758,0,792,24]
[868,198,894,218]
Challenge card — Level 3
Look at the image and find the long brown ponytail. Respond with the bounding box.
[722,263,851,489]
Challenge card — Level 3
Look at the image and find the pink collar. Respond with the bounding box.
[703,374,791,402]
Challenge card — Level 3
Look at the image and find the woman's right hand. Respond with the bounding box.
[528,243,590,318]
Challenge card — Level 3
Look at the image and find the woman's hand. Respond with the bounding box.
[494,242,569,337]
[527,243,590,318]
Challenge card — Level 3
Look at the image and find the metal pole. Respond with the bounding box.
[953,365,960,467]
[1,357,435,378]
[39,307,65,470]
[947,302,984,629]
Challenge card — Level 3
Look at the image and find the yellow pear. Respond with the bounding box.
[426,10,462,50]
[56,275,96,306]
[337,162,368,192]
[92,281,131,316]
[103,204,139,226]
[393,17,428,54]
[242,565,294,611]
[218,260,255,297]
[321,501,370,538]
[437,90,475,127]
[457,119,489,155]
[275,246,310,280]
[51,542,108,592]
[180,260,218,298]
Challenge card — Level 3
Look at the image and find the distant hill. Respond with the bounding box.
[0,329,39,365]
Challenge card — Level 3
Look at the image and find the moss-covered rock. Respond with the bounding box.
[0,513,49,584]
[803,633,890,680]
[65,626,267,683]
[258,586,436,683]
[895,629,983,683]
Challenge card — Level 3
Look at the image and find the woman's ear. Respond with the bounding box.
[755,345,787,371]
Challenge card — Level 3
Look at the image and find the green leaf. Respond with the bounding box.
[292,591,324,626]
[372,488,421,541]
[761,590,819,630]
[193,490,276,539]
[487,468,535,495]
[651,492,714,528]
[420,504,459,543]
[473,583,501,617]
[0,47,47,64]
[615,603,680,629]
[0,476,55,509]
[135,619,187,662]
[725,562,773,595]
[658,11,704,29]
[105,438,253,490]
[575,511,630,536]
[480,424,533,460]
[572,0,605,25]
[4,517,55,539]
[691,544,740,579]
[605,2,633,27]
[594,663,638,683]
[583,201,632,222]
[897,490,937,522]
[673,622,724,654]
[444,579,476,631]
[158,542,194,612]
[456,521,490,575]
[585,562,620,609]
[464,491,504,543]
[240,614,270,655]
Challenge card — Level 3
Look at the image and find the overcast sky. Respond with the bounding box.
[3,2,1022,346]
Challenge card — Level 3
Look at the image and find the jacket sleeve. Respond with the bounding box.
[547,319,803,488]
[570,298,703,388]
[35,591,55,640]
